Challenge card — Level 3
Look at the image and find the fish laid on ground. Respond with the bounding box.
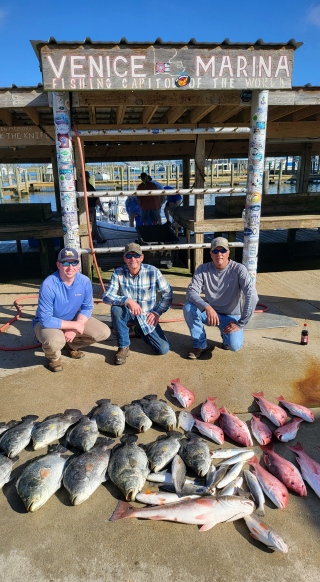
[110,495,254,532]
[261,443,307,496]
[160,482,212,497]
[288,442,320,498]
[0,420,20,436]
[63,437,114,505]
[201,397,220,423]
[210,448,252,459]
[210,464,229,488]
[276,395,315,423]
[250,414,273,446]
[0,453,19,489]
[90,399,125,437]
[138,395,177,431]
[216,450,255,467]
[216,461,245,489]
[244,514,288,553]
[31,409,82,450]
[218,408,253,447]
[135,489,200,505]
[146,470,193,485]
[179,432,212,477]
[16,444,70,512]
[218,476,243,497]
[243,469,265,517]
[142,431,183,472]
[177,411,194,432]
[193,417,224,445]
[171,454,187,495]
[0,415,38,458]
[169,378,195,408]
[66,416,99,452]
[205,464,217,490]
[107,435,149,501]
[247,455,288,509]
[123,402,152,433]
[252,392,287,427]
[273,417,304,442]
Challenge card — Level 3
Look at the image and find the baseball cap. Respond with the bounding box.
[57,247,80,262]
[210,237,230,251]
[124,242,143,256]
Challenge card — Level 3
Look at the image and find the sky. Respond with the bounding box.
[0,0,320,88]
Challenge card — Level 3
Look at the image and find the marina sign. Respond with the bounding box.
[0,127,53,146]
[40,47,294,91]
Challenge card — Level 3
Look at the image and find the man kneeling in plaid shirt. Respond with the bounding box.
[102,243,172,365]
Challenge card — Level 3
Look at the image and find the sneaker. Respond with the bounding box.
[222,343,229,350]
[48,358,63,372]
[187,348,207,360]
[65,343,85,359]
[114,347,130,365]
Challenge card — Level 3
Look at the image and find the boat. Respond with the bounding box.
[94,172,111,181]
[96,220,137,242]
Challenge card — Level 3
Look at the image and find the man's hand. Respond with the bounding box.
[205,305,219,326]
[64,330,77,343]
[125,298,142,316]
[223,321,240,334]
[146,312,159,327]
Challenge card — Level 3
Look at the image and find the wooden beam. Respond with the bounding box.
[0,90,49,108]
[24,107,40,126]
[141,105,158,124]
[291,105,320,121]
[0,108,13,125]
[209,106,244,123]
[116,105,126,124]
[267,105,308,122]
[189,105,217,124]
[89,106,96,124]
[166,106,189,124]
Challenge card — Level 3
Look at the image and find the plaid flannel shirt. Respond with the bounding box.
[102,263,172,335]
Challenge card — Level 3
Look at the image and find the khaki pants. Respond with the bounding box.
[34,317,110,360]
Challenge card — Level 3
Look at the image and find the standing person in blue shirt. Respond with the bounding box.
[33,247,111,372]
[102,242,172,365]
[125,196,143,227]
[183,237,258,359]
[163,185,183,223]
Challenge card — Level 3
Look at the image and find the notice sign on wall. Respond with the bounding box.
[0,127,53,146]
[40,46,294,91]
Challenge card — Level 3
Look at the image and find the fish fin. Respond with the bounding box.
[276,395,285,401]
[47,444,68,454]
[64,409,82,416]
[95,399,111,405]
[252,391,264,398]
[120,434,138,445]
[21,415,39,421]
[109,500,135,521]
[170,378,180,384]
[199,522,217,532]
[143,394,158,401]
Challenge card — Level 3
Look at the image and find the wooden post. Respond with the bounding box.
[15,167,22,199]
[166,165,170,186]
[0,172,3,199]
[120,166,124,189]
[262,169,269,195]
[183,158,190,206]
[73,139,92,278]
[230,164,234,188]
[23,170,29,189]
[176,164,180,189]
[127,166,131,190]
[194,137,205,270]
[51,155,61,213]
[277,162,283,194]
[211,160,214,187]
[297,144,312,193]
[8,171,12,187]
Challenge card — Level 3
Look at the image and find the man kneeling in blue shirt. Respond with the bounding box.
[102,242,172,365]
[33,247,111,372]
[183,237,258,359]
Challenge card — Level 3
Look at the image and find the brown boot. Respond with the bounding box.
[65,343,85,359]
[187,347,207,360]
[114,347,130,365]
[48,358,63,372]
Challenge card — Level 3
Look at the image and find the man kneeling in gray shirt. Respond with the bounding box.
[183,237,258,359]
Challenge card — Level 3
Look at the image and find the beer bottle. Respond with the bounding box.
[301,322,309,345]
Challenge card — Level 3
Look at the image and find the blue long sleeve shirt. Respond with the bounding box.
[33,271,93,329]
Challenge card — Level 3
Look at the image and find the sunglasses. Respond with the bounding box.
[211,248,228,255]
[60,260,79,267]
[125,252,141,259]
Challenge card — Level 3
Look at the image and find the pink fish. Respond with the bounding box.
[169,378,195,408]
[288,442,320,498]
[273,417,304,442]
[252,391,287,427]
[276,395,315,423]
[250,414,273,446]
[193,417,224,445]
[110,495,254,532]
[201,397,220,423]
[218,408,253,447]
[248,455,288,509]
[261,443,307,496]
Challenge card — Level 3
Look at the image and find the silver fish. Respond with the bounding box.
[178,410,194,432]
[90,399,125,437]
[215,450,255,467]
[138,395,177,431]
[216,462,245,489]
[123,402,152,433]
[147,471,193,485]
[218,476,243,497]
[209,464,229,488]
[0,453,19,489]
[0,415,38,458]
[136,490,200,505]
[31,409,82,450]
[143,431,183,472]
[66,416,99,452]
[107,435,149,501]
[0,420,20,436]
[160,482,213,497]
[210,448,251,459]
[205,464,217,490]
[16,444,70,512]
[63,437,114,505]
[243,469,265,517]
[172,454,187,495]
[179,432,211,477]
[244,514,288,553]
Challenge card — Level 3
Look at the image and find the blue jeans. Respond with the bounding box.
[183,301,243,352]
[141,209,159,224]
[111,305,170,355]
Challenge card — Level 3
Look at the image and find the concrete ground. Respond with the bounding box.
[1,269,320,582]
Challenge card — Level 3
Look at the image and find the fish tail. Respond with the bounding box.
[287,442,303,453]
[260,443,273,452]
[170,378,180,384]
[276,395,285,401]
[247,455,259,467]
[252,391,264,398]
[207,397,217,402]
[109,500,135,521]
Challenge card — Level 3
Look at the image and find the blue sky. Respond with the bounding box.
[0,0,319,87]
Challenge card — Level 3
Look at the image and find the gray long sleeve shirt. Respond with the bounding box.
[186,260,258,328]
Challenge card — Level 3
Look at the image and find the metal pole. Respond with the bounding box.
[243,90,269,282]
[52,92,80,252]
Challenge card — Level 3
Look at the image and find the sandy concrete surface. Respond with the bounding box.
[1,270,320,582]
